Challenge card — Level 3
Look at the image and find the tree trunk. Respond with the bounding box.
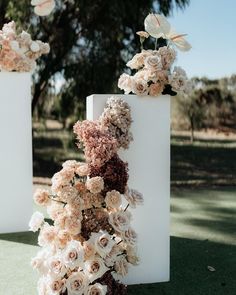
[190,117,194,143]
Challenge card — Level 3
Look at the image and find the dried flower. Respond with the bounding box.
[89,154,129,194]
[73,120,118,167]
[100,96,133,149]
[86,176,104,194]
[105,190,122,209]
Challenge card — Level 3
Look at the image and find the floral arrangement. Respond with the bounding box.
[0,21,50,72]
[118,13,192,97]
[30,96,143,295]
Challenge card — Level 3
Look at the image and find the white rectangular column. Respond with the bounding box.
[0,73,33,233]
[87,94,170,284]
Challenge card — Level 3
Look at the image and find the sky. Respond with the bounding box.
[167,0,236,78]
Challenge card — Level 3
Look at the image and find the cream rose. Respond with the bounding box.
[86,283,107,295]
[149,82,164,96]
[47,276,66,294]
[109,210,131,233]
[84,257,109,282]
[66,272,89,295]
[90,231,115,258]
[83,241,96,260]
[144,55,162,71]
[126,245,140,265]
[105,190,122,209]
[124,188,144,208]
[132,78,148,96]
[118,73,133,94]
[114,256,129,277]
[31,249,49,275]
[63,240,84,270]
[47,255,66,278]
[122,228,138,247]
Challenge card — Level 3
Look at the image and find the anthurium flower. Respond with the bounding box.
[144,13,191,51]
[31,0,55,16]
[144,13,171,38]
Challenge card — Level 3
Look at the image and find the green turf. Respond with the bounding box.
[0,188,235,295]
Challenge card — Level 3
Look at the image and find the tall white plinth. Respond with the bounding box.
[87,94,170,285]
[0,73,33,233]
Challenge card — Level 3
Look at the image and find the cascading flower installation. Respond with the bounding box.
[118,13,192,97]
[30,96,143,295]
[0,21,50,72]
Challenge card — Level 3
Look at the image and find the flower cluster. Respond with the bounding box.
[118,13,191,97]
[30,96,143,295]
[100,96,133,149]
[0,21,50,72]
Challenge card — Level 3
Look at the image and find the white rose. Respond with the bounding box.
[30,41,40,52]
[118,73,133,94]
[114,256,129,277]
[63,240,84,270]
[109,210,131,233]
[66,271,89,295]
[105,190,122,209]
[124,188,144,208]
[122,228,138,247]
[89,231,115,258]
[86,283,107,295]
[47,275,66,294]
[104,245,123,267]
[37,277,48,295]
[132,78,148,96]
[29,211,44,232]
[31,249,50,275]
[47,255,66,278]
[144,55,162,71]
[84,257,109,282]
[126,245,140,265]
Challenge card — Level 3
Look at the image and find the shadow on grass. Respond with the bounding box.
[171,144,236,185]
[0,231,38,246]
[128,237,236,295]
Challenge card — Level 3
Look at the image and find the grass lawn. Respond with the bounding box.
[0,188,235,295]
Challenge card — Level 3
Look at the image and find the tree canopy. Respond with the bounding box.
[1,0,190,118]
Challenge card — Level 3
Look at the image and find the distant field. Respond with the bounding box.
[33,120,236,187]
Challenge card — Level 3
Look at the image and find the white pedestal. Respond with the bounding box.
[0,72,33,233]
[87,94,170,284]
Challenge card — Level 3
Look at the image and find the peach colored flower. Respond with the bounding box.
[136,31,149,38]
[33,188,50,207]
[86,177,104,194]
[38,223,58,246]
[114,256,129,277]
[118,73,133,94]
[83,241,96,260]
[87,283,107,295]
[105,190,122,209]
[149,82,164,96]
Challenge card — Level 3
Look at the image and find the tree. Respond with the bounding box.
[1,0,190,117]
